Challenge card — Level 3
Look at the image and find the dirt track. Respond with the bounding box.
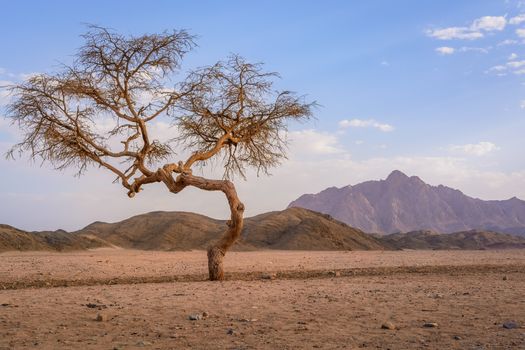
[1,249,524,349]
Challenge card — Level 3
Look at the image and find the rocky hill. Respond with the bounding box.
[0,224,109,252]
[0,208,386,252]
[380,229,525,250]
[288,170,525,235]
[78,207,385,251]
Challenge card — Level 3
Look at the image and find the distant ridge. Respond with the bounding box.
[380,229,525,250]
[2,207,525,252]
[288,170,525,235]
[0,224,109,252]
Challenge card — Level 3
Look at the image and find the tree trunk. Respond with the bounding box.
[206,180,245,281]
[159,171,245,281]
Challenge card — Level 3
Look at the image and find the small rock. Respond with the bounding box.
[381,321,396,330]
[453,335,462,340]
[136,340,152,347]
[188,314,202,321]
[261,273,276,280]
[328,271,341,277]
[502,275,507,281]
[503,321,519,329]
[227,328,235,335]
[423,322,438,328]
[95,313,107,322]
[202,311,208,318]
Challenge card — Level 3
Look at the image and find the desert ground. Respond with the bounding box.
[0,249,524,349]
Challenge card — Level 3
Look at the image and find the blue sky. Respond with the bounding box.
[1,0,525,230]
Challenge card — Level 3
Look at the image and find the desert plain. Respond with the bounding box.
[0,249,524,349]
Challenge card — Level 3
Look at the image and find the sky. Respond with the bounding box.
[1,0,525,231]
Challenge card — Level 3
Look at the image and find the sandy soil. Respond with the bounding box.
[0,249,524,349]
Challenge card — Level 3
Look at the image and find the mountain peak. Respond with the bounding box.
[288,171,525,235]
[385,170,409,182]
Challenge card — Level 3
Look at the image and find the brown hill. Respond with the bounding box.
[288,170,525,235]
[79,207,385,251]
[379,229,525,250]
[0,224,109,252]
[243,207,384,250]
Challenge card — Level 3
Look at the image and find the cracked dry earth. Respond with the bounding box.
[0,250,524,349]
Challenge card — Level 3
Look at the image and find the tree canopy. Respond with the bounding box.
[6,26,314,280]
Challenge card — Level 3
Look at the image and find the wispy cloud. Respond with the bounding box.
[427,27,483,40]
[471,16,507,31]
[498,39,518,45]
[509,14,525,25]
[339,119,394,132]
[0,80,14,106]
[288,129,345,156]
[427,15,507,41]
[435,46,455,55]
[516,28,525,38]
[449,141,500,156]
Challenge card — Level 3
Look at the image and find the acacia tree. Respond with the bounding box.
[6,27,313,280]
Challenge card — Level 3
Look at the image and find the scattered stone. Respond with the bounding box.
[502,276,508,281]
[227,328,235,335]
[1,303,9,307]
[328,271,341,277]
[188,314,202,321]
[261,273,276,280]
[503,321,519,329]
[453,335,462,340]
[423,322,438,328]
[95,313,107,322]
[381,321,396,330]
[136,340,152,347]
[202,311,209,318]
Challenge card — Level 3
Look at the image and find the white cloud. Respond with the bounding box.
[498,39,518,45]
[516,28,525,37]
[0,80,14,106]
[488,65,507,72]
[470,16,507,31]
[509,53,518,60]
[288,129,345,156]
[339,119,394,132]
[427,27,483,40]
[507,60,525,68]
[520,100,525,109]
[435,46,455,55]
[427,15,508,41]
[459,46,490,53]
[380,61,390,66]
[449,141,500,156]
[509,14,525,25]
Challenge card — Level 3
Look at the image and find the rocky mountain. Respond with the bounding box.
[379,229,525,250]
[288,170,525,235]
[0,208,385,252]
